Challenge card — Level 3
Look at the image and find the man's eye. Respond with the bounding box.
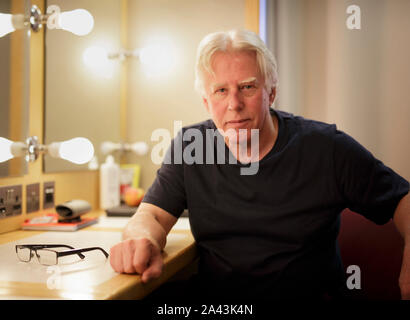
[241,85,254,90]
[216,88,227,94]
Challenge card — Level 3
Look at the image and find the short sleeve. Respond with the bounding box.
[333,129,409,225]
[142,131,187,218]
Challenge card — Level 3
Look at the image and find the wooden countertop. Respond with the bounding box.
[0,211,197,300]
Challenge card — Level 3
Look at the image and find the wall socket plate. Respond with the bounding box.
[43,181,55,209]
[0,187,5,217]
[0,185,22,218]
[26,183,40,213]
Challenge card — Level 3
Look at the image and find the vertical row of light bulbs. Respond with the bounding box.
[0,5,96,165]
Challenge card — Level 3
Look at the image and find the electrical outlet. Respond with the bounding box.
[0,187,6,218]
[26,183,40,213]
[0,185,22,218]
[43,181,55,209]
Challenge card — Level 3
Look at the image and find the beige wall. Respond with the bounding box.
[378,0,410,181]
[325,0,409,180]
[273,0,306,115]
[326,0,385,160]
[273,0,410,181]
[126,0,246,190]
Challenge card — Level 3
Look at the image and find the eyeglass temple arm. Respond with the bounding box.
[57,247,109,259]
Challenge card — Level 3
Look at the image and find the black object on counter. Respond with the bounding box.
[56,199,92,222]
[105,205,138,217]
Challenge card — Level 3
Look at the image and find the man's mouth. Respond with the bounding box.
[226,119,250,125]
[225,119,250,129]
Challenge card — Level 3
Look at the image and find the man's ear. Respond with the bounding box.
[269,87,277,106]
[202,96,210,113]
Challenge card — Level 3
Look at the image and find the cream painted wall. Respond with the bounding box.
[378,0,410,181]
[126,0,246,190]
[326,0,384,160]
[325,0,409,180]
[271,0,409,181]
[273,0,305,115]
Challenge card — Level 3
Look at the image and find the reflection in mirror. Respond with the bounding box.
[0,0,30,178]
[44,0,121,173]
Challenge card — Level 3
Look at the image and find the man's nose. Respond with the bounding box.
[228,90,244,111]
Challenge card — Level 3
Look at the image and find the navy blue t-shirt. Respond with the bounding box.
[143,108,409,299]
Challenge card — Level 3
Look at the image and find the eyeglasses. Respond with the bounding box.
[15,244,109,266]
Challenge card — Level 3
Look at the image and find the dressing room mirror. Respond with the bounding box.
[0,0,30,178]
[44,0,121,173]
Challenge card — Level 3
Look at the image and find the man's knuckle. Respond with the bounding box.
[133,261,147,272]
[123,265,135,274]
[152,269,162,278]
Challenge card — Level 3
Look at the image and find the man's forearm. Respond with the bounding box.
[393,192,410,299]
[393,193,410,244]
[122,211,167,250]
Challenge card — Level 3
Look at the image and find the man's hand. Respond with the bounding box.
[110,237,163,283]
[109,203,177,282]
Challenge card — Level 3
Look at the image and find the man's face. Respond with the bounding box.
[202,50,275,144]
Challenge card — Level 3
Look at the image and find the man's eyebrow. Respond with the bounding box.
[239,77,258,85]
[210,77,258,91]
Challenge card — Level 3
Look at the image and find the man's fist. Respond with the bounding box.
[109,238,163,283]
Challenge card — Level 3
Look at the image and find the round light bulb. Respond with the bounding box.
[49,137,94,164]
[0,13,15,38]
[0,13,24,38]
[83,46,114,78]
[130,142,149,156]
[0,137,26,162]
[139,43,177,77]
[59,9,94,36]
[83,46,109,68]
[0,137,14,163]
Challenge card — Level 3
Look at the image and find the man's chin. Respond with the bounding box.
[224,132,252,146]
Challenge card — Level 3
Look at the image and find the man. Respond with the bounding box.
[110,30,410,300]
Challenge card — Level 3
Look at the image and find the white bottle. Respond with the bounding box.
[100,155,120,209]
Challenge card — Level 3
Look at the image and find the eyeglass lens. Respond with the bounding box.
[36,249,58,266]
[16,247,58,265]
[16,247,31,262]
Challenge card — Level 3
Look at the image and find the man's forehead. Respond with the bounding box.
[208,50,259,75]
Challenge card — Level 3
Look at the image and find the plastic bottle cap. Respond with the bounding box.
[105,155,114,164]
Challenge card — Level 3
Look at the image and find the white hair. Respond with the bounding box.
[194,29,278,97]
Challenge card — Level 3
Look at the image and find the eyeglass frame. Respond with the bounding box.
[15,244,109,266]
